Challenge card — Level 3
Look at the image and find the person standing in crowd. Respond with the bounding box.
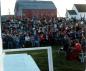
[39,33,46,46]
[24,33,31,48]
[34,33,40,47]
[6,33,14,49]
[15,34,20,48]
[19,32,25,48]
[81,35,86,55]
[63,35,71,57]
[30,34,35,47]
[12,34,20,48]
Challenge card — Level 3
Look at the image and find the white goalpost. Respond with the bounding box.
[0,0,3,71]
[3,46,54,71]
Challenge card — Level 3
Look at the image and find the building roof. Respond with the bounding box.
[15,1,56,10]
[74,4,86,12]
[67,10,77,15]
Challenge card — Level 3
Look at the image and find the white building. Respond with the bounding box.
[66,10,77,20]
[66,4,86,20]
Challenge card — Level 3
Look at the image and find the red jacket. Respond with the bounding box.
[74,43,81,53]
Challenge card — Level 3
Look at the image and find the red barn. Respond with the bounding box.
[14,1,57,18]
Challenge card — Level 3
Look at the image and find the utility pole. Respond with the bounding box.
[8,9,11,20]
[8,9,11,15]
[57,11,60,17]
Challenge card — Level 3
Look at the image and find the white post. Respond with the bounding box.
[47,47,54,71]
[0,0,3,71]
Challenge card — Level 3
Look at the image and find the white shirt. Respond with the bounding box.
[25,36,30,41]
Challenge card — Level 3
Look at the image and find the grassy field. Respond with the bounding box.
[6,46,85,71]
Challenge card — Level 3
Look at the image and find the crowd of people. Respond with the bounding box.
[2,17,86,61]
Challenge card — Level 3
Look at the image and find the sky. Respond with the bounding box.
[1,0,86,17]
